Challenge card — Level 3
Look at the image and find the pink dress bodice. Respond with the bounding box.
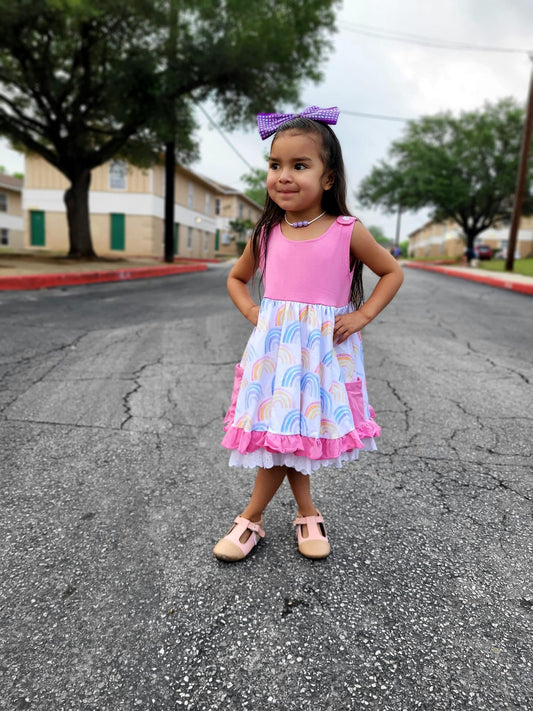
[262,215,357,307]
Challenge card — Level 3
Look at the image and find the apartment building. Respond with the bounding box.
[206,178,263,256]
[0,173,24,250]
[23,155,259,259]
[408,216,533,259]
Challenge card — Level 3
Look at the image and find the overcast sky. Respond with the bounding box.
[1,0,532,240]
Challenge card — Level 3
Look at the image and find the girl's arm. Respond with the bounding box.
[334,221,404,344]
[227,241,260,326]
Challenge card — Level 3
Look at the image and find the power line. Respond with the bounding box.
[195,103,254,170]
[342,21,532,55]
[343,109,411,122]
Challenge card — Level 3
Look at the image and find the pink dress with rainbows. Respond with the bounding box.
[221,215,380,475]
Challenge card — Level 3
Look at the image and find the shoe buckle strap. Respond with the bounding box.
[248,521,265,537]
[293,514,323,526]
[235,516,265,537]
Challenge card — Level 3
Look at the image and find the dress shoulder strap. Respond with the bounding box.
[335,215,358,227]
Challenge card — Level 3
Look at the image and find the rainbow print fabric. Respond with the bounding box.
[222,298,380,473]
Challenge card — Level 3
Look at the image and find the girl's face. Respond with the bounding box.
[267,130,334,217]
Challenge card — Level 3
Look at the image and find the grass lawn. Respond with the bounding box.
[479,258,533,277]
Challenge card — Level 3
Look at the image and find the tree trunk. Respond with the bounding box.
[465,232,476,251]
[64,169,96,258]
[164,141,176,263]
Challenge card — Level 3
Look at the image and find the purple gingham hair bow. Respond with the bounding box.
[256,105,339,140]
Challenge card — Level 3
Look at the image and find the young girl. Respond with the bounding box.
[214,106,403,562]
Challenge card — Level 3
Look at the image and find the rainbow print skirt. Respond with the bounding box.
[221,298,380,475]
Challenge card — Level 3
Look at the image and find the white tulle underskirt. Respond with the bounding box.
[228,438,377,475]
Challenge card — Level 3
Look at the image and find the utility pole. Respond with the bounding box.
[164,0,179,264]
[394,206,402,246]
[506,54,533,273]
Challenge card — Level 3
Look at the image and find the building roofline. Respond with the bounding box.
[0,173,23,191]
[198,174,263,211]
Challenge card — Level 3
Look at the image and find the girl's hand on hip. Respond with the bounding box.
[334,310,370,344]
[246,304,260,326]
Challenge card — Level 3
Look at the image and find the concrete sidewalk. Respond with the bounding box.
[0,252,214,290]
[404,261,533,296]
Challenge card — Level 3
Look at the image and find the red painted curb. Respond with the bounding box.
[405,262,533,296]
[0,263,208,291]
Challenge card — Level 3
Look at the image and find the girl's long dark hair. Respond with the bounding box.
[250,117,364,309]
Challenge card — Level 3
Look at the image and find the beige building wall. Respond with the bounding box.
[213,190,262,257]
[25,156,152,194]
[5,190,22,215]
[152,165,164,198]
[91,162,151,194]
[23,155,226,258]
[408,215,533,259]
[175,225,216,259]
[24,155,69,189]
[0,176,24,249]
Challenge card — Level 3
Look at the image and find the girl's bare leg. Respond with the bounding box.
[240,466,288,522]
[286,468,320,539]
[286,468,318,519]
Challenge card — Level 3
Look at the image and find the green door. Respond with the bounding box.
[30,210,45,247]
[174,223,179,255]
[110,213,125,251]
[215,229,220,251]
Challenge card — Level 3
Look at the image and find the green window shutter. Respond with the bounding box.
[110,214,125,251]
[30,210,45,247]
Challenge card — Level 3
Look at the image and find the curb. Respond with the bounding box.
[0,262,208,291]
[405,262,533,296]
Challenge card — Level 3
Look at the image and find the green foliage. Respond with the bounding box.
[0,163,23,180]
[167,0,339,125]
[229,218,254,237]
[241,164,268,207]
[367,224,391,245]
[0,0,168,174]
[358,99,532,247]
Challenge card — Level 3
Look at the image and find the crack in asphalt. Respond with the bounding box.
[0,332,89,416]
[466,341,531,385]
[384,379,412,432]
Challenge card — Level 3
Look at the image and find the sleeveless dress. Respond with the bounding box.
[221,215,380,475]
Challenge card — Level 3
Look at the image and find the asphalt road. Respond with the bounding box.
[1,265,532,711]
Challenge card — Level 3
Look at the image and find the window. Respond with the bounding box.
[215,198,221,216]
[188,182,194,208]
[187,226,193,249]
[0,192,7,212]
[109,160,127,189]
[205,193,211,215]
[1,228,8,245]
[238,202,244,218]
[203,231,210,252]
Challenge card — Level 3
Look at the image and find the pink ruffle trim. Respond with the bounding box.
[221,421,381,460]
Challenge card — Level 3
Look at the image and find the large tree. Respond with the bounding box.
[0,0,339,257]
[357,98,533,251]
